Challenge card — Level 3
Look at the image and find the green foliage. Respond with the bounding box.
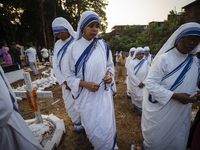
[108,8,185,55]
[0,0,108,48]
[135,33,150,48]
[148,9,185,55]
[108,25,143,53]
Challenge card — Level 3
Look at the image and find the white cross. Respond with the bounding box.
[14,72,53,123]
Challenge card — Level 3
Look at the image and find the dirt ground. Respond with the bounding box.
[11,66,199,150]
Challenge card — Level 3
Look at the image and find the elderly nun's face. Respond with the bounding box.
[83,22,99,41]
[55,31,70,41]
[177,35,200,54]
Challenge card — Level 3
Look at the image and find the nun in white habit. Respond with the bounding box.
[128,47,149,111]
[142,22,200,150]
[0,66,43,150]
[52,17,83,132]
[65,11,118,150]
[143,46,153,66]
[125,47,136,98]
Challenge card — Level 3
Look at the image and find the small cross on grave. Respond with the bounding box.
[14,72,53,123]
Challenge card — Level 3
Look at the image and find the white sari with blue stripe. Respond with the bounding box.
[128,58,149,111]
[53,36,83,132]
[65,37,117,150]
[142,48,199,150]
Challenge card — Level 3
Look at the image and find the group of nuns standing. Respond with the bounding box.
[52,7,200,149]
[51,8,200,150]
[125,46,152,112]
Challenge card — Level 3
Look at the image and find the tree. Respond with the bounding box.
[148,9,185,55]
[108,25,143,53]
[0,0,108,48]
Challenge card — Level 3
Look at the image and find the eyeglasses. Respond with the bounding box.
[183,36,200,44]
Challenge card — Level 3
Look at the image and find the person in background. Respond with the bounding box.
[119,51,122,57]
[52,17,84,144]
[113,54,116,66]
[142,22,200,150]
[128,47,149,112]
[125,47,136,98]
[143,46,153,66]
[41,46,49,63]
[11,42,22,69]
[1,41,12,65]
[117,52,127,84]
[0,66,44,150]
[25,44,38,76]
[115,51,119,70]
[36,46,42,62]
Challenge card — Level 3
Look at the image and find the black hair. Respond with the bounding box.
[26,44,31,48]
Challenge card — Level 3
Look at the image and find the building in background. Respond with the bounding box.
[183,0,200,24]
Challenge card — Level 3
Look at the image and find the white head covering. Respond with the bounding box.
[75,11,100,41]
[155,22,200,60]
[144,46,150,53]
[130,47,136,56]
[133,47,144,59]
[52,17,76,38]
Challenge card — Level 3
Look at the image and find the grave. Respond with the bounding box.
[14,72,65,149]
[2,64,24,84]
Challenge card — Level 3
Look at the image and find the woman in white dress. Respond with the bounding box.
[128,47,149,112]
[142,22,200,150]
[125,47,136,98]
[65,11,118,150]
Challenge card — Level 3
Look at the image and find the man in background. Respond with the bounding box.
[25,44,38,76]
[41,46,49,64]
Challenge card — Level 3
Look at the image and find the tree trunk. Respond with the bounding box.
[45,18,51,49]
[40,0,47,48]
[77,0,81,22]
[53,0,57,46]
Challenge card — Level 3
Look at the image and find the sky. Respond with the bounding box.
[105,0,195,33]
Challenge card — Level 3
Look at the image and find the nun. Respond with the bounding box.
[142,22,200,150]
[65,11,118,150]
[143,46,153,66]
[52,17,83,136]
[125,47,136,98]
[128,47,149,111]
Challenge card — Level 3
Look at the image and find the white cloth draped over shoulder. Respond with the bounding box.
[52,17,82,131]
[142,22,200,150]
[0,67,43,150]
[128,48,149,111]
[65,11,118,150]
[125,47,136,98]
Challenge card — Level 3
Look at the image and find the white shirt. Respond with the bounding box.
[25,47,36,62]
[41,48,49,58]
